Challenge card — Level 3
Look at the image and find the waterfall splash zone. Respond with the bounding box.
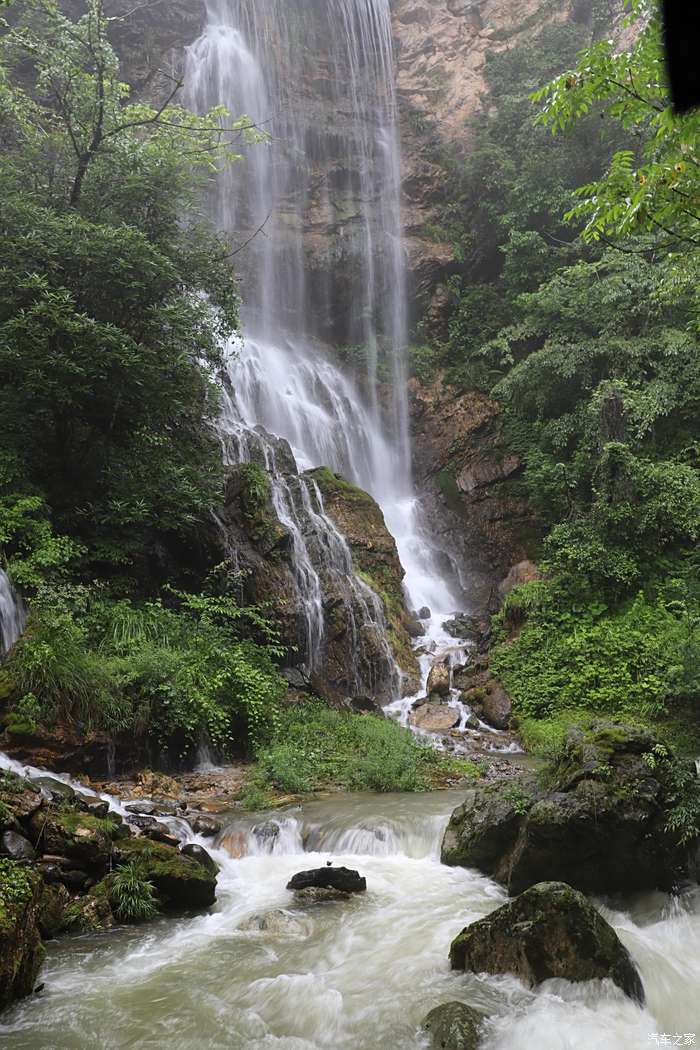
[186,0,471,701]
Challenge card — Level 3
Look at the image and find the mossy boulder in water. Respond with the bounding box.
[113,837,217,910]
[0,859,45,1009]
[422,1001,483,1050]
[449,881,645,1005]
[442,723,700,894]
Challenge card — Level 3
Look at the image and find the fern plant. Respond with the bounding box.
[110,861,159,922]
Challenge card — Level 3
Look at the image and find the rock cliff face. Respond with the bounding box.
[409,374,539,583]
[393,0,632,307]
[218,452,419,708]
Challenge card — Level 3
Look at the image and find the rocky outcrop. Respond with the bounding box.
[410,376,539,587]
[449,881,645,1004]
[442,724,700,894]
[422,1001,483,1050]
[393,0,632,303]
[306,467,420,697]
[0,859,45,1009]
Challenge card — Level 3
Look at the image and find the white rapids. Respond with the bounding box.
[0,790,697,1048]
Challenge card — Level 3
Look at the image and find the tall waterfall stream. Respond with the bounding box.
[1,0,699,1044]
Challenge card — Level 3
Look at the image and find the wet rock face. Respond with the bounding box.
[450,881,645,1004]
[0,860,45,1010]
[306,467,420,698]
[409,377,538,588]
[442,725,700,895]
[422,1001,482,1050]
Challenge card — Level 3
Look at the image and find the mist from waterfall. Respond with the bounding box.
[185,0,468,694]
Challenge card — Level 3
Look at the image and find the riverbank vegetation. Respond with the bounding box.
[418,0,700,747]
[243,701,480,805]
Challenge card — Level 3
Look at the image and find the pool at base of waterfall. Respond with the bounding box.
[0,790,697,1049]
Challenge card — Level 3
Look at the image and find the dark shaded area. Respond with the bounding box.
[663,0,700,112]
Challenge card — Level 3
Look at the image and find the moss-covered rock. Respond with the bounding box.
[113,837,216,910]
[449,881,644,1004]
[422,1001,483,1050]
[306,466,420,693]
[62,894,114,934]
[442,724,700,894]
[29,806,125,875]
[441,776,539,873]
[0,859,45,1009]
[37,882,71,939]
[0,770,43,829]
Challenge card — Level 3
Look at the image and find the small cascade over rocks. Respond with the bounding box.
[0,568,26,658]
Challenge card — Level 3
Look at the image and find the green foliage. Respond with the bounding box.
[0,0,249,587]
[0,858,37,933]
[533,1,700,254]
[251,701,478,795]
[492,583,700,721]
[3,587,286,754]
[110,861,159,921]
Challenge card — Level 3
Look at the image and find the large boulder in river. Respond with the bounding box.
[29,806,125,876]
[422,1001,482,1050]
[450,881,645,1005]
[287,865,366,894]
[441,724,700,894]
[411,702,460,734]
[0,859,45,1009]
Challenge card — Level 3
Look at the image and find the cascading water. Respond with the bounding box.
[0,568,26,658]
[2,788,698,1047]
[185,0,471,703]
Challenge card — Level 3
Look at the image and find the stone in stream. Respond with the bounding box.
[411,703,461,734]
[405,617,425,639]
[442,723,700,895]
[188,814,222,838]
[422,1001,483,1050]
[418,606,431,620]
[180,842,218,876]
[1,829,37,862]
[240,909,308,937]
[286,865,366,895]
[472,682,512,731]
[449,881,645,1005]
[426,660,451,697]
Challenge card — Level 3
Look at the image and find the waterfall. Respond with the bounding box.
[185,0,470,701]
[0,568,26,658]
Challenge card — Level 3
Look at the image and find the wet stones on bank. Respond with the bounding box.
[0,766,219,1010]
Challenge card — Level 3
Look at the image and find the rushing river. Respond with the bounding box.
[1,790,698,1049]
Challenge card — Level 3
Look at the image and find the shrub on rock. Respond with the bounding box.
[442,723,700,894]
